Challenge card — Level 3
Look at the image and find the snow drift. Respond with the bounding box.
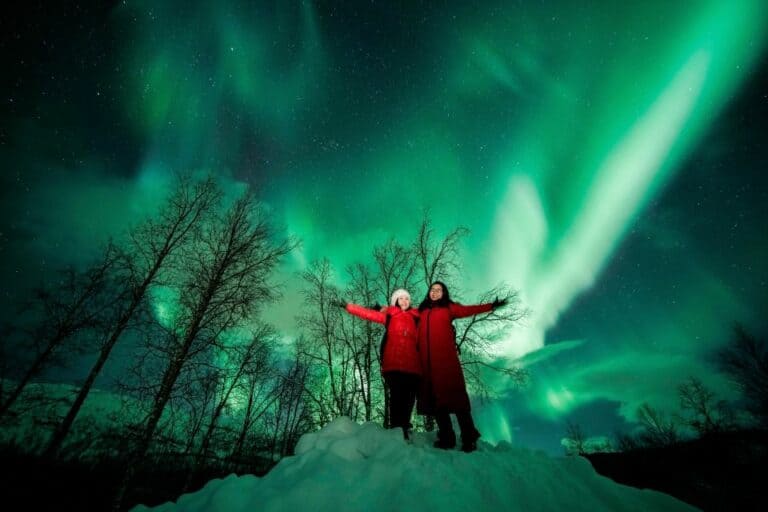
[132,417,699,511]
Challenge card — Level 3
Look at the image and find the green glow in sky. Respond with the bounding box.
[116,0,768,436]
[3,0,767,452]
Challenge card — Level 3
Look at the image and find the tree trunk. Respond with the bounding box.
[43,309,136,457]
[0,336,60,417]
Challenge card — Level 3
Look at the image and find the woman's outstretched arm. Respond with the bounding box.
[345,303,387,324]
[449,302,493,319]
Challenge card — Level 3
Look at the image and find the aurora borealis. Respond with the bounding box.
[2,0,767,454]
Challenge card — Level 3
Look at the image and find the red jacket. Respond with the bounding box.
[416,302,493,414]
[345,304,421,375]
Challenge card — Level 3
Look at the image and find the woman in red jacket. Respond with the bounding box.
[417,281,506,452]
[341,288,421,439]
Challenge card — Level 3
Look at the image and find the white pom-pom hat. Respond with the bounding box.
[390,288,411,306]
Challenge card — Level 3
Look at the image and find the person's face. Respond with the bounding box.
[429,284,444,301]
[397,295,410,310]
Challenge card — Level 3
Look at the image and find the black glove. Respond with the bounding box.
[491,296,508,309]
[331,299,346,309]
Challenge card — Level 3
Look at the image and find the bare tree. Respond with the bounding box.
[564,420,587,456]
[229,348,279,464]
[113,189,293,508]
[718,325,768,427]
[344,262,388,423]
[296,260,360,421]
[453,285,530,401]
[226,326,280,464]
[614,429,642,452]
[179,366,221,456]
[373,238,418,302]
[413,213,469,290]
[269,353,312,459]
[294,214,529,433]
[677,376,734,436]
[411,216,530,409]
[183,323,277,488]
[0,245,118,419]
[636,402,678,447]
[44,175,221,457]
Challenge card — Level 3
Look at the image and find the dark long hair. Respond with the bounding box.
[418,281,453,311]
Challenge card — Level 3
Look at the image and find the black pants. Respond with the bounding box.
[435,411,479,444]
[384,372,420,432]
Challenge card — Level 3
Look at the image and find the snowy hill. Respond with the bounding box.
[132,417,699,512]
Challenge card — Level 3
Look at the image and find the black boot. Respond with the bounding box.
[457,412,481,453]
[460,429,480,452]
[433,431,456,449]
[433,413,456,449]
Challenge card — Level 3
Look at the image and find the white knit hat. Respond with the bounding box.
[390,288,411,306]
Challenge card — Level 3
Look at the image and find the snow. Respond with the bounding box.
[132,417,699,512]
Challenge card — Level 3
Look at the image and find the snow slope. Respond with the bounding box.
[133,417,699,512]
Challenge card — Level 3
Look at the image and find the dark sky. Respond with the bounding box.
[1,0,767,454]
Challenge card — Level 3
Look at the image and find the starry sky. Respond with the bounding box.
[2,0,767,454]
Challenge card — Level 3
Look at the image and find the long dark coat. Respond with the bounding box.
[416,302,493,414]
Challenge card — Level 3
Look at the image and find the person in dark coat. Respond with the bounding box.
[338,288,421,439]
[417,281,506,452]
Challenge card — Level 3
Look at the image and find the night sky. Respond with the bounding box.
[2,0,767,454]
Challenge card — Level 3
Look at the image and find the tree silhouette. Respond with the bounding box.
[0,245,118,419]
[414,213,468,290]
[296,214,529,431]
[373,237,419,302]
[113,189,293,508]
[344,263,384,423]
[44,175,220,458]
[296,259,359,422]
[229,338,279,464]
[717,325,768,428]
[453,284,530,401]
[268,351,312,459]
[183,322,277,490]
[677,376,734,435]
[564,420,587,456]
[636,403,678,447]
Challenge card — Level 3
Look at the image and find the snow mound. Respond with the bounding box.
[133,417,699,512]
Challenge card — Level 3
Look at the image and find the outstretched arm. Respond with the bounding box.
[449,302,493,319]
[345,303,387,324]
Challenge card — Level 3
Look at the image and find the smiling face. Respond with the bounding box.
[397,295,411,310]
[429,283,444,301]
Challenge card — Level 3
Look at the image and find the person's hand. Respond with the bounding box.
[491,296,508,309]
[331,299,346,309]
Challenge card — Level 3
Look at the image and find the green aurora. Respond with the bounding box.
[2,0,767,453]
